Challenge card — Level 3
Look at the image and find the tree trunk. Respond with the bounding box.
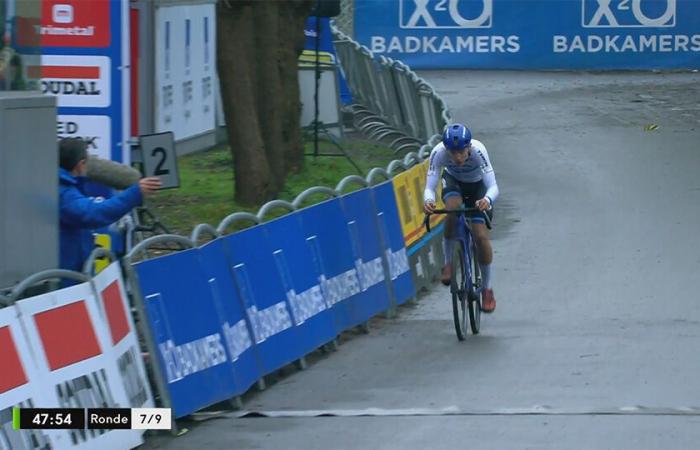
[279,1,312,174]
[217,1,273,205]
[217,0,313,203]
[252,2,286,192]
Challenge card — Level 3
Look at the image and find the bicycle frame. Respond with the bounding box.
[454,213,475,297]
[424,207,489,298]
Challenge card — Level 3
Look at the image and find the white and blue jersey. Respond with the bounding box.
[423,139,499,206]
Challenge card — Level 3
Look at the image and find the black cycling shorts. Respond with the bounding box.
[441,171,494,224]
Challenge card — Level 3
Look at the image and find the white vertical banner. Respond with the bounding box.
[121,0,131,165]
[155,3,217,141]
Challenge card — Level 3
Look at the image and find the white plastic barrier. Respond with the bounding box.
[0,305,51,450]
[92,263,154,412]
[0,262,153,450]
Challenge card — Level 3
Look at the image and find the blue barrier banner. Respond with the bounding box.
[305,16,336,55]
[261,213,338,353]
[296,198,366,331]
[338,189,393,319]
[355,0,700,69]
[133,250,237,418]
[371,181,415,305]
[304,16,353,104]
[197,239,261,397]
[221,225,306,376]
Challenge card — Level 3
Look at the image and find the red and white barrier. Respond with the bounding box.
[0,306,53,450]
[0,262,153,450]
[92,262,154,410]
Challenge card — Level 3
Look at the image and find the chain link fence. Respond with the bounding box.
[333,0,355,38]
[331,18,451,157]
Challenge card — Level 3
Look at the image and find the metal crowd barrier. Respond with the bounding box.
[332,23,452,155]
[0,142,452,442]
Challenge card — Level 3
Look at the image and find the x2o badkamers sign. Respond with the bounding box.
[354,0,700,69]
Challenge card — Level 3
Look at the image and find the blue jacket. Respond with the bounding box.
[59,168,143,272]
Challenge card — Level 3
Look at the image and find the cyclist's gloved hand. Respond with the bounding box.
[424,201,436,214]
[475,197,492,212]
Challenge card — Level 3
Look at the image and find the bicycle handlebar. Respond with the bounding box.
[423,207,492,233]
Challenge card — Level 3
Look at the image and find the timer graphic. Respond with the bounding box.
[13,408,85,430]
[12,407,173,430]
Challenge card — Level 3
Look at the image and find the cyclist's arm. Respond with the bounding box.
[482,171,499,206]
[475,142,499,206]
[423,146,445,204]
[424,172,440,204]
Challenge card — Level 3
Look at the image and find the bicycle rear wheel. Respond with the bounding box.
[468,241,481,335]
[451,243,468,341]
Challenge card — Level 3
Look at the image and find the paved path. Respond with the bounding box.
[144,71,700,450]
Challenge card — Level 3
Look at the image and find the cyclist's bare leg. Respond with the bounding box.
[471,223,494,290]
[443,195,462,263]
[471,223,492,265]
[440,196,462,284]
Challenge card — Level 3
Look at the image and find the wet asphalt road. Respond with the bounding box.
[144,70,700,450]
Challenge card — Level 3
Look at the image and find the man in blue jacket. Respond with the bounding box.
[59,138,162,272]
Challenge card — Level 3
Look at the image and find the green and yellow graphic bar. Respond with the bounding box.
[12,407,20,430]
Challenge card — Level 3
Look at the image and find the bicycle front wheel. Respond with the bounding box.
[451,243,468,341]
[468,241,481,335]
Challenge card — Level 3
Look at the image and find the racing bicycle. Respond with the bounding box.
[424,207,491,341]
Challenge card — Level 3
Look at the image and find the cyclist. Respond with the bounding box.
[423,123,499,313]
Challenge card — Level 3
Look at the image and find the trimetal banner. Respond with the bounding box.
[355,0,700,69]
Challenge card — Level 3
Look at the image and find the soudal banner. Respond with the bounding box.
[28,53,113,158]
[354,0,700,69]
[33,55,111,107]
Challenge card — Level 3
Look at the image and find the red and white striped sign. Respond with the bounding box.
[33,55,111,108]
[101,280,131,345]
[0,325,28,394]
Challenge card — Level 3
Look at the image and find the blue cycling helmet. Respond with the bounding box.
[442,123,471,151]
